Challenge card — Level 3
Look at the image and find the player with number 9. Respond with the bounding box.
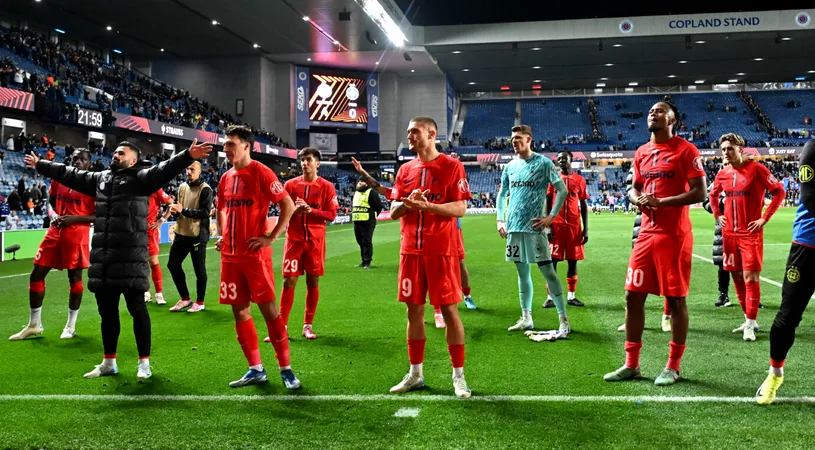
[387,116,473,399]
[215,125,300,390]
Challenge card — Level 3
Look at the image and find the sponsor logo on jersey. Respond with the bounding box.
[640,170,675,179]
[224,198,255,207]
[725,190,751,197]
[511,180,538,187]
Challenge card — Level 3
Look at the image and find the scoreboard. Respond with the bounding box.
[295,66,379,133]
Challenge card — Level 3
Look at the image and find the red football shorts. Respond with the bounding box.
[34,238,89,270]
[148,228,160,257]
[457,229,465,261]
[626,232,693,298]
[398,254,462,306]
[282,237,325,277]
[722,234,763,272]
[219,252,277,305]
[550,223,584,261]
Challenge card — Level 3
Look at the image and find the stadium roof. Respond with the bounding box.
[394,1,812,26]
[5,0,815,91]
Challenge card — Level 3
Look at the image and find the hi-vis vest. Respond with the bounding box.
[352,189,372,222]
[176,181,210,237]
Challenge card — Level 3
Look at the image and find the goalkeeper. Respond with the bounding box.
[496,125,570,340]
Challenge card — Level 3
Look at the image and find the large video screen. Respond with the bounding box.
[308,73,367,128]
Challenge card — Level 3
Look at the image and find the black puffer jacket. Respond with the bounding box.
[702,182,726,266]
[36,151,194,292]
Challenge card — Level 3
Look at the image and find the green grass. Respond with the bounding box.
[2,209,814,449]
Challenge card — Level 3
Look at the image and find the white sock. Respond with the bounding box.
[663,314,671,320]
[452,367,464,378]
[559,312,568,321]
[746,319,757,328]
[410,364,423,377]
[102,357,116,368]
[770,365,784,377]
[279,365,291,372]
[29,307,42,327]
[66,309,79,329]
[547,294,553,301]
[138,358,150,368]
[568,292,575,300]
[250,364,264,371]
[522,310,532,321]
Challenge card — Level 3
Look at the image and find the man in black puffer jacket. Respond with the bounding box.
[25,140,212,380]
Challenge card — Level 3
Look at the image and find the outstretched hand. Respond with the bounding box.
[188,139,213,160]
[24,153,39,169]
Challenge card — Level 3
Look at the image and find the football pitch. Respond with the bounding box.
[3,209,815,449]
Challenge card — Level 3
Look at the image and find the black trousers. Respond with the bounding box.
[168,234,208,303]
[770,243,815,362]
[96,289,151,357]
[354,221,376,264]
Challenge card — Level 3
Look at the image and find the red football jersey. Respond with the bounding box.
[46,181,95,244]
[710,161,784,237]
[547,172,588,226]
[148,188,173,226]
[284,176,339,241]
[217,161,288,261]
[633,136,706,236]
[390,154,471,256]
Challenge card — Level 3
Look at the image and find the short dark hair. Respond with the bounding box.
[299,147,322,161]
[73,148,91,160]
[511,125,534,138]
[660,98,681,130]
[225,124,255,148]
[117,141,141,158]
[559,150,573,160]
[410,116,438,132]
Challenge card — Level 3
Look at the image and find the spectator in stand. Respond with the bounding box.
[0,198,8,220]
[6,134,14,151]
[45,147,55,161]
[5,211,21,230]
[28,184,42,214]
[17,176,27,200]
[7,190,22,211]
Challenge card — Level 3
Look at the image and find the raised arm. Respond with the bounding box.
[27,155,100,198]
[136,150,195,195]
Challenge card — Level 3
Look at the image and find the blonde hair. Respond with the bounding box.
[718,133,745,147]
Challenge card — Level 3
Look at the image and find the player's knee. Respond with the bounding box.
[305,276,319,288]
[30,266,48,282]
[69,280,84,295]
[283,277,298,289]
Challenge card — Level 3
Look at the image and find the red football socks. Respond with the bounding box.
[770,358,785,369]
[235,318,261,367]
[30,280,45,294]
[667,341,686,372]
[304,286,319,325]
[433,305,442,315]
[280,287,295,326]
[567,276,578,293]
[625,341,642,369]
[663,298,670,316]
[448,344,465,369]
[407,338,426,365]
[462,286,471,296]
[266,316,291,368]
[150,263,162,293]
[733,277,747,315]
[745,281,760,321]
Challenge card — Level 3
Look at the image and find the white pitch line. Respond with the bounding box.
[692,253,783,288]
[394,407,421,417]
[0,394,814,403]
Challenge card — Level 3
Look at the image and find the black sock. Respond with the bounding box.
[717,267,730,296]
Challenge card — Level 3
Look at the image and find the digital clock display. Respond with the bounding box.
[77,108,103,128]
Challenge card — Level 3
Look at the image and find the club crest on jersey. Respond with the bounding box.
[270,181,284,195]
[692,157,704,172]
[458,178,470,193]
[787,266,801,283]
